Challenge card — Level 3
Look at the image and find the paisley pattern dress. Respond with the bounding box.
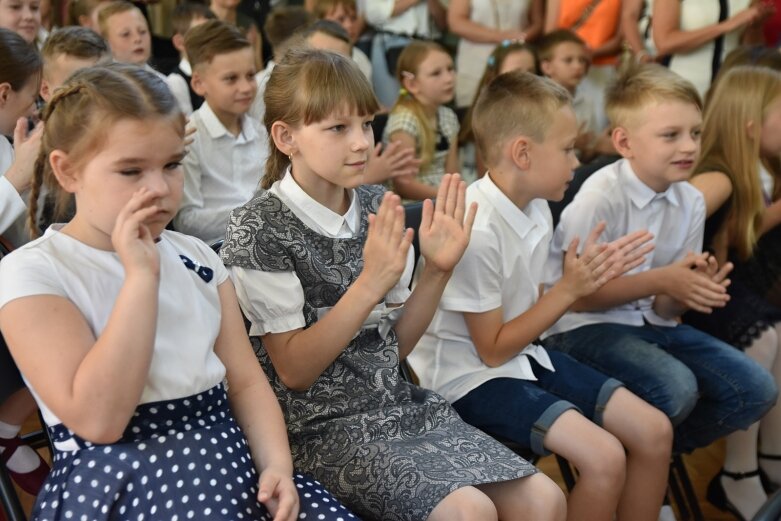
[221,184,536,521]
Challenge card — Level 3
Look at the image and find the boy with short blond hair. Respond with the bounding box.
[409,70,674,521]
[542,63,777,455]
[310,0,370,80]
[39,26,110,101]
[165,2,215,116]
[174,19,267,244]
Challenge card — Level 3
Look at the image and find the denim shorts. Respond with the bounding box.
[451,350,623,456]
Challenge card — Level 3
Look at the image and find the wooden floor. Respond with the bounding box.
[11,419,739,520]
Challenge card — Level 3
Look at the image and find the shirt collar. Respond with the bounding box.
[621,160,680,208]
[178,59,192,76]
[199,101,257,142]
[279,168,358,236]
[477,172,547,241]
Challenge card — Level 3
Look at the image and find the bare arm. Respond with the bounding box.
[544,0,561,32]
[390,131,439,201]
[688,171,733,218]
[447,0,526,43]
[428,0,447,30]
[652,0,763,56]
[261,193,414,392]
[214,280,298,521]
[444,141,459,176]
[524,0,545,41]
[621,0,648,54]
[0,190,163,443]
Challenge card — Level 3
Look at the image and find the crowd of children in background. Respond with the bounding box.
[1,0,781,520]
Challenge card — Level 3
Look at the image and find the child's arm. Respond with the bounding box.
[652,252,732,317]
[260,193,414,392]
[465,225,650,367]
[445,140,459,176]
[390,130,439,200]
[0,189,162,443]
[689,171,733,218]
[395,174,477,359]
[214,279,298,521]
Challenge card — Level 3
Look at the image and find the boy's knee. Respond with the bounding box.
[579,433,626,487]
[640,409,674,457]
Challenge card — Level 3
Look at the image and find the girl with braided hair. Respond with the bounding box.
[0,62,355,521]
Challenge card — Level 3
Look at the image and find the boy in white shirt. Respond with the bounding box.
[409,71,672,521]
[542,64,777,457]
[97,1,165,80]
[174,19,267,244]
[165,2,215,117]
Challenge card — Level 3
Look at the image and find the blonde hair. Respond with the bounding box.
[472,71,571,167]
[694,65,781,260]
[29,63,184,237]
[459,41,538,145]
[262,48,379,189]
[606,62,702,129]
[311,0,356,19]
[390,40,451,170]
[97,1,141,36]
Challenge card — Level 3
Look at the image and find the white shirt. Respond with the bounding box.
[248,61,275,124]
[165,59,194,117]
[353,47,373,81]
[174,101,268,245]
[230,169,413,336]
[0,228,229,427]
[544,158,706,336]
[361,0,431,37]
[0,135,26,238]
[408,174,554,404]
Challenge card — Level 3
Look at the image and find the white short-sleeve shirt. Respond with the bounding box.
[230,169,414,336]
[174,101,268,245]
[408,174,554,404]
[0,228,229,427]
[0,135,26,238]
[543,158,706,336]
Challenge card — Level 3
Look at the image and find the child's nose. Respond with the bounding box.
[145,173,171,197]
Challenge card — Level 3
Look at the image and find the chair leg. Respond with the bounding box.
[668,454,704,521]
[0,463,26,521]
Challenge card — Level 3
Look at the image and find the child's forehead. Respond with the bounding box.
[107,8,145,27]
[326,2,355,17]
[552,41,586,56]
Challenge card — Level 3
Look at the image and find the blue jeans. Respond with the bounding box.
[543,322,778,453]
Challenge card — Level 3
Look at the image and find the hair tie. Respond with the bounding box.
[487,55,496,67]
[399,87,408,96]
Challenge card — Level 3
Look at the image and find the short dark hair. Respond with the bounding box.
[263,6,313,48]
[537,29,586,62]
[0,28,42,90]
[302,19,350,45]
[185,19,250,69]
[171,3,215,38]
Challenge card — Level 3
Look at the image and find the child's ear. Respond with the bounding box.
[509,135,531,170]
[540,59,553,77]
[270,121,296,157]
[0,82,11,108]
[611,126,632,158]
[746,119,758,140]
[39,78,51,103]
[400,71,416,94]
[49,150,79,194]
[172,33,185,54]
[190,70,206,97]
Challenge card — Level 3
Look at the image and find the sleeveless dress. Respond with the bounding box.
[683,195,781,348]
[221,185,536,521]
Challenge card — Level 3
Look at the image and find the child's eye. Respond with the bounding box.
[362,120,374,130]
[119,168,141,176]
[329,124,346,132]
[692,129,702,139]
[164,161,183,171]
[662,132,677,139]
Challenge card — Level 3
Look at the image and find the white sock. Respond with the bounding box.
[721,474,767,520]
[0,419,41,473]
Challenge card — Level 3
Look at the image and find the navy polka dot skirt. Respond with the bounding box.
[33,385,359,521]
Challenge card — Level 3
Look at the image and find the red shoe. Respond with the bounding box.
[0,435,50,496]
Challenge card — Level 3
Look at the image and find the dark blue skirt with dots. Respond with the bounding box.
[33,384,358,521]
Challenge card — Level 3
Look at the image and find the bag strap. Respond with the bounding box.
[570,0,603,31]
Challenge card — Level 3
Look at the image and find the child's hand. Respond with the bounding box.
[359,192,414,300]
[661,252,730,313]
[418,173,477,274]
[183,121,197,147]
[4,118,42,194]
[111,187,161,277]
[559,223,615,298]
[604,228,655,277]
[257,469,299,521]
[363,141,421,185]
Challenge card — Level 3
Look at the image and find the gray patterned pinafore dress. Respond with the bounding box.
[221,184,536,521]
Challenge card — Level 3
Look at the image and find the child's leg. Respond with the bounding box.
[543,409,626,521]
[426,486,497,521]
[760,324,781,484]
[476,474,567,521]
[601,387,673,521]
